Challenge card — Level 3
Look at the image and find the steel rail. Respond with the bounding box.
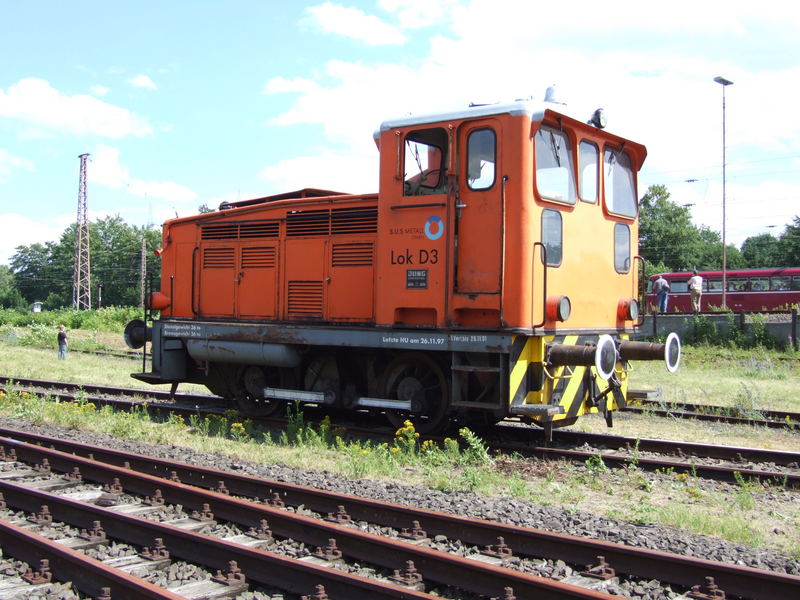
[3,429,799,599]
[5,376,796,468]
[519,427,800,467]
[0,479,443,600]
[491,441,800,487]
[3,379,799,488]
[0,435,616,600]
[0,518,184,600]
[624,400,800,429]
[0,375,218,404]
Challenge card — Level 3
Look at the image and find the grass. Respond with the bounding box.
[628,345,800,412]
[1,336,799,556]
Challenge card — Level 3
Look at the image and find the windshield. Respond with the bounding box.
[534,126,576,204]
[603,147,636,217]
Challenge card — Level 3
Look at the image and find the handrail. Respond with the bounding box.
[532,242,548,329]
[191,247,199,316]
[633,254,645,327]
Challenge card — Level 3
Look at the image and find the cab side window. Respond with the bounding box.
[579,141,598,203]
[542,209,563,266]
[467,128,496,190]
[404,128,448,196]
[614,223,630,273]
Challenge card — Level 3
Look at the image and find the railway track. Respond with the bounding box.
[3,376,800,488]
[2,429,799,599]
[625,390,800,429]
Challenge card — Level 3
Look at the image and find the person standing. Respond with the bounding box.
[688,270,703,313]
[653,275,670,313]
[57,325,68,359]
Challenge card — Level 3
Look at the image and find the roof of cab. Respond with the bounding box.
[378,100,548,132]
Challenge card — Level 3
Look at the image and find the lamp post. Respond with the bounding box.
[714,76,733,310]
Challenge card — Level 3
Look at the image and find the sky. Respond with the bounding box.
[1,0,799,267]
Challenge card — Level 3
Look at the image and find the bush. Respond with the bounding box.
[0,306,141,332]
[684,314,719,346]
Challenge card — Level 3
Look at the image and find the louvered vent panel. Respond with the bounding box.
[203,247,235,268]
[287,281,324,315]
[332,243,373,267]
[239,221,279,239]
[201,224,238,240]
[241,246,276,268]
[286,210,330,237]
[331,207,378,234]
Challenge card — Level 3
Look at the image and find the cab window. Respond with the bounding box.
[614,223,630,273]
[535,126,576,204]
[579,141,598,203]
[541,209,562,266]
[467,128,496,190]
[603,147,637,217]
[404,128,447,196]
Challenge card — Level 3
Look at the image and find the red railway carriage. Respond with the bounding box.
[126,100,680,436]
[646,268,800,313]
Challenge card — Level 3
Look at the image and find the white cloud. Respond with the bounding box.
[89,145,197,204]
[0,149,34,182]
[678,179,800,247]
[267,1,800,245]
[90,84,110,97]
[0,213,73,266]
[0,78,153,138]
[129,74,157,90]
[304,2,407,46]
[263,76,320,95]
[259,152,378,195]
[378,0,461,29]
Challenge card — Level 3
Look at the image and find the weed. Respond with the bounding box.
[731,383,765,419]
[506,475,529,498]
[585,454,607,476]
[733,471,758,511]
[627,437,641,469]
[458,427,491,466]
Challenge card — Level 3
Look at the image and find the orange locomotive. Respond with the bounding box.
[125,99,680,436]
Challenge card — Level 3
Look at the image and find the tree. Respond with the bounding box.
[639,184,726,271]
[9,216,162,308]
[638,184,747,272]
[10,242,64,304]
[778,216,800,266]
[740,233,782,268]
[0,265,26,309]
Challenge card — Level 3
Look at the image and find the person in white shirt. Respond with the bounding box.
[687,270,703,313]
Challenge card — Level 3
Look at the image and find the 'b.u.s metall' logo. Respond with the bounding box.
[424,215,444,240]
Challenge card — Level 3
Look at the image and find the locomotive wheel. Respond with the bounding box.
[234,365,285,418]
[381,353,450,435]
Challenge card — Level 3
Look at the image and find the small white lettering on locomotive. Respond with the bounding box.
[163,323,202,338]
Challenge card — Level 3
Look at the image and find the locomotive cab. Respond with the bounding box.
[126,99,680,437]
